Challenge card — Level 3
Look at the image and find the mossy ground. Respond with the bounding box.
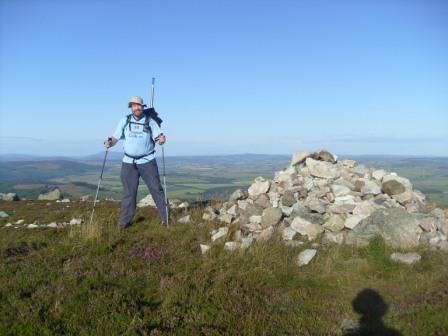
[0,200,447,335]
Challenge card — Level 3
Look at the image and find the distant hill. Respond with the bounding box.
[0,153,447,207]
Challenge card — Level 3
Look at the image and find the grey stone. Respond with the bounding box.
[261,207,283,228]
[224,241,241,251]
[352,208,422,248]
[290,216,324,241]
[137,194,156,207]
[305,158,340,179]
[291,151,311,165]
[381,175,410,195]
[256,226,274,241]
[312,150,337,163]
[322,231,345,245]
[296,249,317,266]
[281,190,296,207]
[211,227,229,242]
[200,244,210,254]
[38,188,62,201]
[229,189,247,202]
[331,184,351,197]
[178,215,192,223]
[323,214,345,232]
[69,218,82,225]
[248,177,271,199]
[390,252,421,265]
[0,192,20,201]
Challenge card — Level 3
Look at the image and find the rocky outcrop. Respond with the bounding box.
[0,193,20,201]
[38,188,62,201]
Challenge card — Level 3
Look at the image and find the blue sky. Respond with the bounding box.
[1,0,447,157]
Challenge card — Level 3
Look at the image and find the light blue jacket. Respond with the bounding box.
[112,114,163,164]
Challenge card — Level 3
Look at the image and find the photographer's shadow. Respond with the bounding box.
[344,289,402,336]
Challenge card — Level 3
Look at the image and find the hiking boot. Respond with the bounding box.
[119,223,131,231]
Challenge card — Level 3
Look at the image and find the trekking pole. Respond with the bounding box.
[89,139,110,226]
[151,77,170,227]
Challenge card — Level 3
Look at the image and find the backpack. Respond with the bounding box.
[122,108,163,161]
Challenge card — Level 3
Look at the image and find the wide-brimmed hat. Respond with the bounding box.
[128,96,147,108]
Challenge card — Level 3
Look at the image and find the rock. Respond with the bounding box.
[341,160,357,168]
[261,207,283,228]
[203,212,217,221]
[15,219,25,225]
[360,179,381,195]
[80,195,90,201]
[323,214,345,232]
[344,214,366,229]
[47,222,58,228]
[282,226,298,240]
[178,202,190,209]
[372,169,386,181]
[353,200,378,218]
[340,319,360,332]
[137,194,156,207]
[304,197,326,213]
[0,192,20,201]
[224,241,241,251]
[241,237,254,249]
[59,198,70,203]
[391,191,413,205]
[322,231,345,244]
[352,208,422,248]
[248,177,270,199]
[255,194,271,208]
[291,151,311,165]
[256,226,274,241]
[305,158,340,179]
[218,213,234,224]
[38,188,62,201]
[281,190,296,207]
[27,223,39,228]
[5,223,12,227]
[331,184,351,197]
[296,249,317,266]
[312,150,337,163]
[329,196,357,214]
[249,215,262,224]
[227,204,238,216]
[229,189,247,202]
[211,227,228,242]
[290,216,324,241]
[0,211,9,218]
[381,175,410,195]
[178,215,192,223]
[237,200,249,210]
[419,231,446,246]
[200,244,210,254]
[417,215,438,232]
[69,218,82,225]
[390,252,421,265]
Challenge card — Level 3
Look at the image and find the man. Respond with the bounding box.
[104,96,168,228]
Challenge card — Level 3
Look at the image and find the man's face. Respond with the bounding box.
[131,103,144,117]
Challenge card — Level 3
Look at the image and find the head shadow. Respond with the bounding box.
[344,288,402,336]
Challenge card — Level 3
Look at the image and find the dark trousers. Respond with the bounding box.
[119,159,169,226]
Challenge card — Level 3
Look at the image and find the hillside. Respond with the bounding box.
[0,199,447,335]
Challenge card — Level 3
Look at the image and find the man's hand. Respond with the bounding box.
[155,134,167,145]
[104,137,116,148]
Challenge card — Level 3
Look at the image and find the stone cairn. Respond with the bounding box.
[200,150,448,254]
